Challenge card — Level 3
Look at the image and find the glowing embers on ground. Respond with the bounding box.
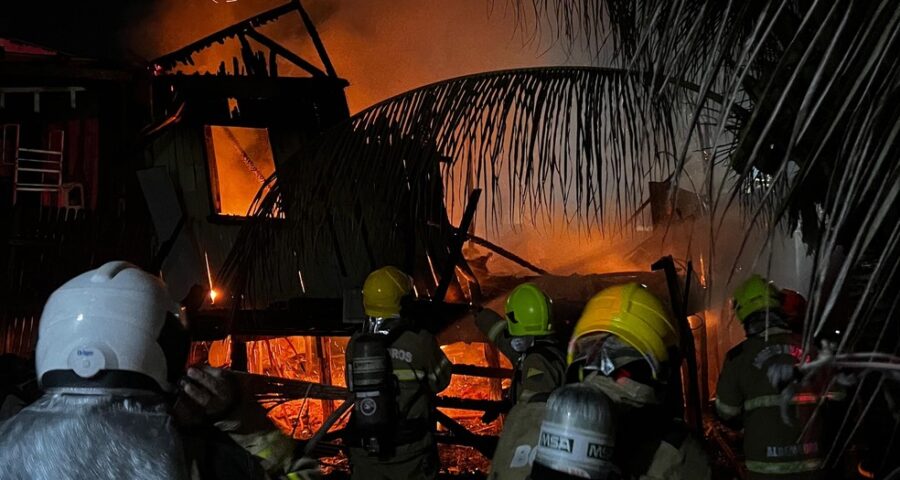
[194,337,509,474]
[437,341,510,475]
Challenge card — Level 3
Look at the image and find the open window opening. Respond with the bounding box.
[204,125,276,217]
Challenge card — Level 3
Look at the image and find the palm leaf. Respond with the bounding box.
[512,0,900,470]
[221,66,723,304]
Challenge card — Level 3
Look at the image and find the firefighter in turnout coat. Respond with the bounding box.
[716,275,834,480]
[479,283,566,479]
[566,283,711,480]
[476,283,566,405]
[345,266,452,480]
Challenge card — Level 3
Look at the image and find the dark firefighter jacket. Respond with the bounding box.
[586,373,712,480]
[476,309,566,405]
[488,398,548,480]
[716,327,842,478]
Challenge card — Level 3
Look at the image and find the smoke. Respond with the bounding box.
[126,1,814,365]
[127,0,588,112]
[127,0,812,281]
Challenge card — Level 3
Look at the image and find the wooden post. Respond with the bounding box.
[231,338,248,371]
[483,343,504,428]
[483,343,503,402]
[434,189,481,302]
[316,336,335,418]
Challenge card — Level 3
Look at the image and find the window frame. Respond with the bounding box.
[202,124,277,223]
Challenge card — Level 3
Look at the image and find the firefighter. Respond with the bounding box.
[0,262,315,480]
[476,283,566,405]
[566,283,711,480]
[529,383,621,479]
[716,275,826,480]
[481,283,566,479]
[0,261,195,478]
[488,396,549,480]
[345,266,452,480]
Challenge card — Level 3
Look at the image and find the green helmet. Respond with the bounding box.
[505,283,552,337]
[733,274,781,322]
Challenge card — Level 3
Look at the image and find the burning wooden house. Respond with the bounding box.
[1,2,710,475]
[138,2,350,305]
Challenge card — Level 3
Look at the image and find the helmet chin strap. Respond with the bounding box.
[364,315,403,335]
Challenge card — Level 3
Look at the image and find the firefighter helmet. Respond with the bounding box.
[568,283,678,379]
[362,266,412,317]
[733,274,781,322]
[35,261,183,392]
[532,383,619,479]
[780,288,807,331]
[505,283,553,337]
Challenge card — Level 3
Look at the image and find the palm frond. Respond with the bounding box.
[514,1,900,471]
[221,66,719,304]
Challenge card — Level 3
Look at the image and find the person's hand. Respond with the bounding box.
[173,366,238,426]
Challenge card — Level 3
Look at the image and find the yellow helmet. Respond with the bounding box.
[362,266,412,317]
[568,283,679,379]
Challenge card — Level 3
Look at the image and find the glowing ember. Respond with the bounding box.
[204,251,218,305]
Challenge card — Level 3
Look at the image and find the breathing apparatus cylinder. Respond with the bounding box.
[347,333,396,455]
[531,383,619,479]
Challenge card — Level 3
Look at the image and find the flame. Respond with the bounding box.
[699,254,708,287]
[206,126,276,216]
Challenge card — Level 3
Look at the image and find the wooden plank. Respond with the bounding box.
[434,409,497,458]
[151,2,298,70]
[436,396,507,412]
[243,371,509,414]
[434,189,481,301]
[450,363,513,379]
[244,29,326,78]
[242,372,349,400]
[190,299,476,340]
[292,0,337,77]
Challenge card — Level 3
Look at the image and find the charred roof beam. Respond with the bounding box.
[151,0,336,79]
[290,0,336,78]
[243,29,325,78]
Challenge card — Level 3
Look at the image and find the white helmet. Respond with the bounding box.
[36,261,184,392]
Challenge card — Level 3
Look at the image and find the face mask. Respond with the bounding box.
[510,336,534,353]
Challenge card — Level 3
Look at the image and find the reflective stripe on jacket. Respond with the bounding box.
[716,328,827,476]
